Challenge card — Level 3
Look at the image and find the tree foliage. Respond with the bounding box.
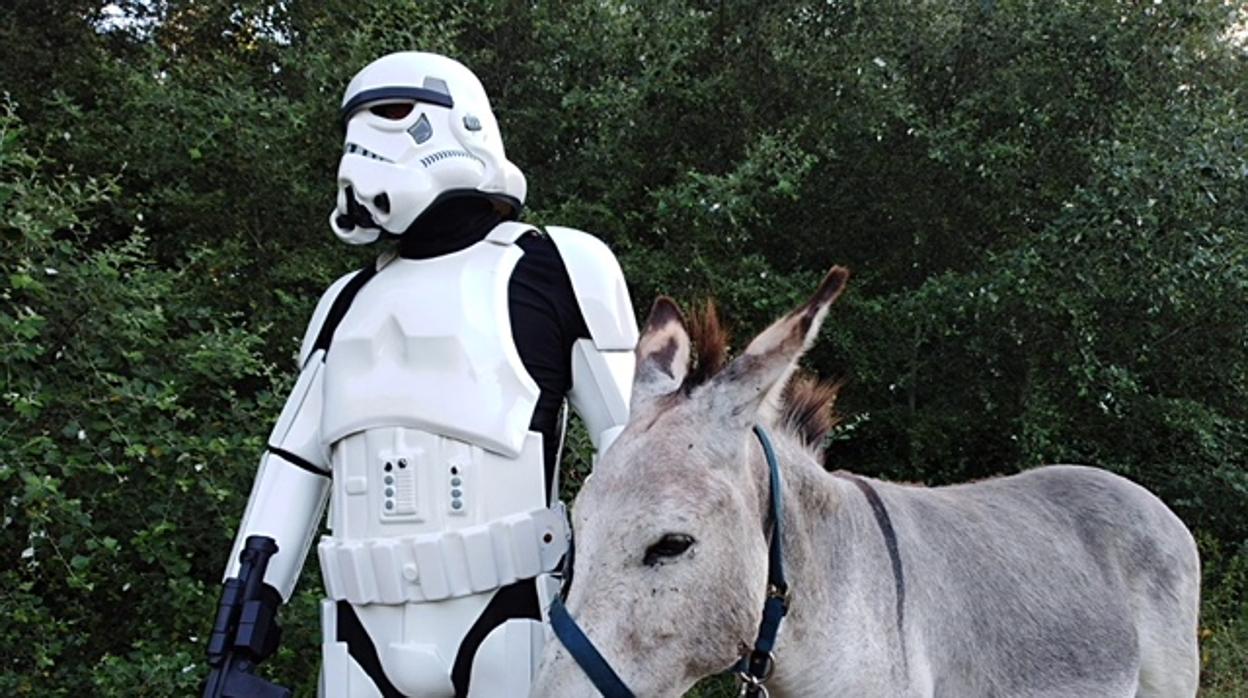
[1,0,1245,693]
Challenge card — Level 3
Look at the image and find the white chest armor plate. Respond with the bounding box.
[321,236,540,457]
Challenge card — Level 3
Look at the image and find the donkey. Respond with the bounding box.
[532,266,1200,697]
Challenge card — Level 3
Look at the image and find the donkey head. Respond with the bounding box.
[534,266,850,696]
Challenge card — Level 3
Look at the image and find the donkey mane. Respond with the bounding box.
[679,298,843,458]
[680,299,731,390]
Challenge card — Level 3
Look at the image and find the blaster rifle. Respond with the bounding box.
[202,535,292,698]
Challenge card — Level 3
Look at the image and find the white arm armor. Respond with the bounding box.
[546,226,638,456]
[222,270,358,600]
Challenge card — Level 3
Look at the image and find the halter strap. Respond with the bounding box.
[733,425,789,697]
[548,596,634,697]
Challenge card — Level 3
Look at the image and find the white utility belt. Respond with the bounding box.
[318,505,569,605]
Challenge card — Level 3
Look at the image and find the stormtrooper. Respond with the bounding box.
[206,52,637,697]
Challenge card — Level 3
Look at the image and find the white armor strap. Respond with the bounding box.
[318,505,569,605]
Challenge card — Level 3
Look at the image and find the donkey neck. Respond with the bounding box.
[750,429,908,696]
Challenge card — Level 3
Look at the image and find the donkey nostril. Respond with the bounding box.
[373,193,390,214]
[335,214,354,230]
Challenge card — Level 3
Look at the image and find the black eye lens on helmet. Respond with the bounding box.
[643,533,695,566]
[370,102,414,120]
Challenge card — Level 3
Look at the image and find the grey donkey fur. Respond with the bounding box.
[532,266,1200,697]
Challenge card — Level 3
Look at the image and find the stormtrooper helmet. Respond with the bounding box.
[329,52,527,244]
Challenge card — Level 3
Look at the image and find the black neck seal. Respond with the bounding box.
[397,194,505,259]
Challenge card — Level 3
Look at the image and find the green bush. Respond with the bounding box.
[1199,534,1248,696]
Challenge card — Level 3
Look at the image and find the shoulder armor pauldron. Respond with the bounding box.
[545,225,638,351]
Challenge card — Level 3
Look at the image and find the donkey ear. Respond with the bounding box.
[631,296,692,408]
[709,266,849,425]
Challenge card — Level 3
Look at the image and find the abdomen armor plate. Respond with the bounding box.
[321,240,541,457]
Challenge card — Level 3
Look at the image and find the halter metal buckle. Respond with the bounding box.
[735,649,775,697]
[735,671,770,698]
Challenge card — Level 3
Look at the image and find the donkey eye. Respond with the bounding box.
[644,533,695,566]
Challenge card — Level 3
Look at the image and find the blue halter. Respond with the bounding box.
[549,425,790,698]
